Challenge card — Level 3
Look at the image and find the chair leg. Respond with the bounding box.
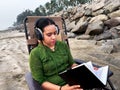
[100,78,115,90]
[107,78,115,90]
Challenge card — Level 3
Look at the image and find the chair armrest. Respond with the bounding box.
[25,72,42,90]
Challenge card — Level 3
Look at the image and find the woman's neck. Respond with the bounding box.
[42,41,55,51]
[50,46,55,51]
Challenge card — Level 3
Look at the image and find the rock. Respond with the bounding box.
[104,17,120,28]
[104,0,120,13]
[89,14,108,23]
[67,32,76,38]
[109,27,120,39]
[84,8,92,16]
[94,31,112,41]
[67,21,76,31]
[99,44,114,54]
[77,35,91,40]
[108,10,120,18]
[73,10,84,20]
[85,20,104,35]
[92,9,104,16]
[71,16,88,33]
[91,0,105,12]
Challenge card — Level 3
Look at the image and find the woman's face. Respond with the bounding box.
[42,24,57,48]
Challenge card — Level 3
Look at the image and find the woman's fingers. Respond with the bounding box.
[71,85,83,90]
[63,84,83,90]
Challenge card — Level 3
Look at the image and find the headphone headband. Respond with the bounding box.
[35,25,59,40]
[34,18,60,40]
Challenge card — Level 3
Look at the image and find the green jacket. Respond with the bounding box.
[29,41,75,86]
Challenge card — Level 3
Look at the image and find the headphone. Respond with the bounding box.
[34,25,60,40]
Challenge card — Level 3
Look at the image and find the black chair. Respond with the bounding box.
[24,16,115,90]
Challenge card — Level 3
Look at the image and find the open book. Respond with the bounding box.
[59,61,109,89]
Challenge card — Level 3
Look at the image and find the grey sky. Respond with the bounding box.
[0,0,50,30]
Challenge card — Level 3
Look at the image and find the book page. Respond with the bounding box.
[83,61,109,85]
[83,61,95,72]
[73,61,95,73]
[94,66,108,85]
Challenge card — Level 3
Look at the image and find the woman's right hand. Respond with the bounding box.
[61,84,83,90]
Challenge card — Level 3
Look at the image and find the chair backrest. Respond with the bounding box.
[24,16,68,53]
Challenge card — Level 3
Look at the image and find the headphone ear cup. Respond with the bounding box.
[55,25,60,35]
[34,28,43,40]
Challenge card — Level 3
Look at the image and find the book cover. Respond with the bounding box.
[59,61,109,89]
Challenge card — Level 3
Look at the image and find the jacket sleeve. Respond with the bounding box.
[29,49,46,85]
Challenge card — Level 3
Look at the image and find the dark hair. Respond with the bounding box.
[35,18,56,32]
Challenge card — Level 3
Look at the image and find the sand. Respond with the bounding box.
[0,30,29,90]
[0,30,120,90]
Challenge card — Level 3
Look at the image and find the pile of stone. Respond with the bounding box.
[52,0,120,53]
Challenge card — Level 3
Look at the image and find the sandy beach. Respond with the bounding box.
[0,30,29,90]
[0,30,120,90]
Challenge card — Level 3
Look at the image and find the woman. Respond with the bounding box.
[29,18,83,90]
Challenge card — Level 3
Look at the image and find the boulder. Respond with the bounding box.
[108,10,120,18]
[71,16,88,34]
[85,20,104,35]
[104,17,120,28]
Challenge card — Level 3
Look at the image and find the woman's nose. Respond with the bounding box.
[51,34,56,39]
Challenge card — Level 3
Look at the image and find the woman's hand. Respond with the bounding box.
[61,84,83,90]
[94,67,98,70]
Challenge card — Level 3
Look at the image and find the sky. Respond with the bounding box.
[0,0,50,30]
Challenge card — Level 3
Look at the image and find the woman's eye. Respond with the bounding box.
[46,32,57,37]
[47,33,52,37]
